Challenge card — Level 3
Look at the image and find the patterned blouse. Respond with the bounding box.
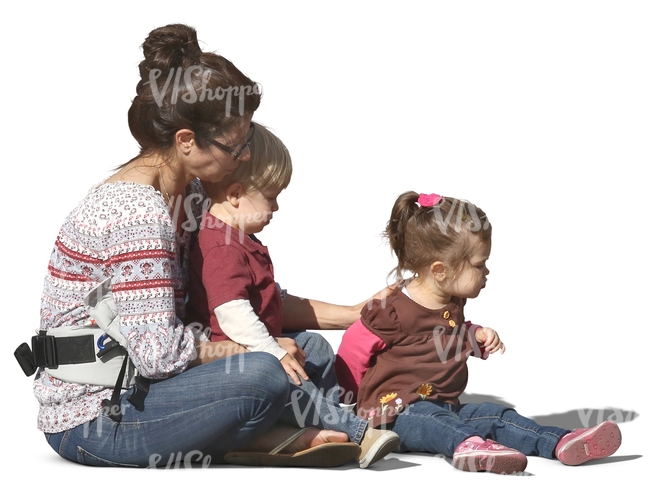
[34,180,206,433]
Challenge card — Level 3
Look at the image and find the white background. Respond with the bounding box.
[1,0,647,492]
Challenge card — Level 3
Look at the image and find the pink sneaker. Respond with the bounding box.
[452,438,527,474]
[555,420,621,466]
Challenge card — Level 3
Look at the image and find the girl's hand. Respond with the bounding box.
[475,327,506,354]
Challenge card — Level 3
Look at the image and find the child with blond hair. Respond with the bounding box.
[186,123,399,468]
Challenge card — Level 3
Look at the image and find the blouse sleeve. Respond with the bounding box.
[360,298,403,345]
[106,195,197,379]
[335,318,387,404]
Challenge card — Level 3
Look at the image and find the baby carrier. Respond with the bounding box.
[14,279,149,421]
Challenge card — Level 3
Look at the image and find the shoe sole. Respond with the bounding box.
[359,433,400,469]
[452,451,528,474]
[224,443,361,467]
[556,420,622,466]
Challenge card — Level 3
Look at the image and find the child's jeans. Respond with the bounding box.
[280,331,368,444]
[391,400,569,458]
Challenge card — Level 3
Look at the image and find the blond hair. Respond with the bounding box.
[223,122,292,192]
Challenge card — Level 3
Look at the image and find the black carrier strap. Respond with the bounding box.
[15,331,152,423]
[100,342,151,422]
[14,332,96,376]
[102,368,151,422]
[128,376,151,412]
[101,355,130,423]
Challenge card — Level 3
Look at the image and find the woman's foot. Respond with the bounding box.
[452,437,527,474]
[242,423,349,453]
[555,420,621,466]
[280,427,349,453]
[224,424,359,467]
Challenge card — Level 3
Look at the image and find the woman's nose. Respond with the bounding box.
[238,147,252,162]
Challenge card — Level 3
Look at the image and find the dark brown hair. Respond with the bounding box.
[127,24,261,160]
[384,191,492,284]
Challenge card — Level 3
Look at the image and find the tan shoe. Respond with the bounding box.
[358,428,400,468]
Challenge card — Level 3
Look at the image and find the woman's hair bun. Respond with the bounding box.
[140,23,202,76]
[128,23,261,155]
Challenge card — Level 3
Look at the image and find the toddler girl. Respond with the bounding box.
[336,191,621,474]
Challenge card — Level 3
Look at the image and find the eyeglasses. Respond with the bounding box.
[210,123,256,160]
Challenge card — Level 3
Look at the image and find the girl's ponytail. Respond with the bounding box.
[384,191,420,284]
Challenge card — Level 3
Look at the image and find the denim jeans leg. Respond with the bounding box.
[458,402,569,458]
[285,331,339,399]
[46,352,290,467]
[281,378,368,444]
[391,401,481,457]
[280,332,367,444]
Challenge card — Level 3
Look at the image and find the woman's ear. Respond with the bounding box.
[175,129,196,154]
[225,183,244,207]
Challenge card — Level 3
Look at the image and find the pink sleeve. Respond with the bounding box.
[335,319,387,405]
[466,320,489,360]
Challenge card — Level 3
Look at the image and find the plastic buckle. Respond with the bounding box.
[97,335,122,358]
[14,342,37,376]
[31,334,58,368]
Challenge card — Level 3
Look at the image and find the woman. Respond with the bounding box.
[31,23,368,468]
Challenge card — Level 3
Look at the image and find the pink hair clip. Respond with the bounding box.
[418,193,442,207]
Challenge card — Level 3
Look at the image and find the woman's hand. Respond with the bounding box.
[474,327,506,354]
[277,337,309,385]
[351,285,397,315]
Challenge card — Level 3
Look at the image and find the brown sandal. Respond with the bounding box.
[224,427,360,467]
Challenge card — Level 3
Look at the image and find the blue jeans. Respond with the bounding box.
[391,401,569,458]
[46,353,290,467]
[280,331,368,444]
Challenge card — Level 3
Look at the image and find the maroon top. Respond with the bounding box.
[185,211,282,341]
[356,290,483,427]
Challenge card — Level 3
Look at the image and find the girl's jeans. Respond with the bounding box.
[46,352,290,467]
[391,400,569,458]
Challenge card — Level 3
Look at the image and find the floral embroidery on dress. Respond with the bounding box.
[380,392,398,414]
[417,383,433,400]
